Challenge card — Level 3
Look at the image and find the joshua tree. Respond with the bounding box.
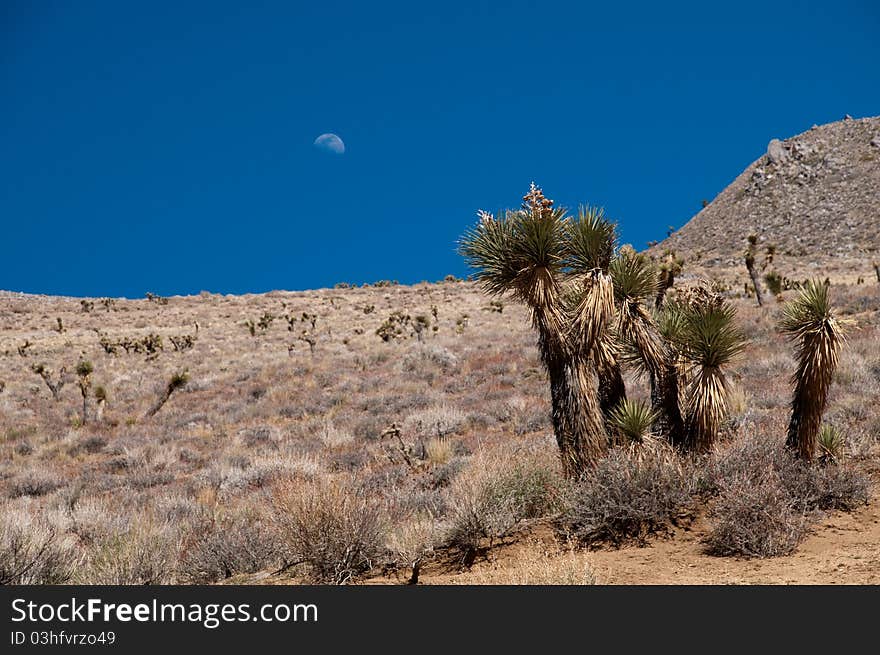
[744,235,764,307]
[780,280,846,461]
[413,315,430,341]
[146,371,189,418]
[31,363,67,401]
[610,248,685,445]
[75,360,93,423]
[676,295,746,452]
[655,249,684,309]
[564,206,623,425]
[460,184,611,477]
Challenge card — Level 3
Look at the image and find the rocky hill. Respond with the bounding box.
[653,116,880,282]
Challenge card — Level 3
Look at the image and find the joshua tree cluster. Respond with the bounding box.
[460,183,845,479]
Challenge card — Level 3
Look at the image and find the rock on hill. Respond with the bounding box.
[653,116,880,281]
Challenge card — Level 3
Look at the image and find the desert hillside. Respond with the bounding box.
[652,116,880,283]
[1,278,878,585]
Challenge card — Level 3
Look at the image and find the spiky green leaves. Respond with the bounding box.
[678,302,746,370]
[779,279,843,346]
[168,371,190,393]
[610,249,658,305]
[75,360,94,379]
[817,425,845,465]
[566,206,617,274]
[609,399,658,443]
[459,207,568,310]
[675,298,746,452]
[781,280,846,461]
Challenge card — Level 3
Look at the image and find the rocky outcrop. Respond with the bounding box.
[652,116,880,278]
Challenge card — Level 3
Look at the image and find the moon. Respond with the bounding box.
[313,133,345,155]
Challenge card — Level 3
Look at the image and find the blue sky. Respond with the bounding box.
[2,1,878,297]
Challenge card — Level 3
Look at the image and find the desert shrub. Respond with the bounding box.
[0,510,78,584]
[7,472,65,498]
[446,453,562,551]
[699,432,870,513]
[179,511,279,583]
[561,449,694,547]
[400,344,459,373]
[386,512,441,584]
[424,437,454,466]
[704,468,809,558]
[403,405,467,440]
[812,465,871,511]
[270,478,386,584]
[238,425,280,449]
[699,432,870,558]
[82,521,179,584]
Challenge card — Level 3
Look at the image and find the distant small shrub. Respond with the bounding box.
[424,437,454,466]
[386,513,440,584]
[8,472,64,498]
[403,405,467,440]
[764,271,784,297]
[376,311,411,342]
[400,344,459,373]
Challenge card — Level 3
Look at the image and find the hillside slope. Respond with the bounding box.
[653,116,880,281]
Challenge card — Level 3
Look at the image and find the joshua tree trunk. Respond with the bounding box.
[80,389,89,424]
[536,313,608,479]
[545,353,608,478]
[652,364,685,447]
[595,346,626,426]
[745,258,764,307]
[598,363,626,424]
[146,388,173,418]
[786,334,836,461]
[685,366,727,453]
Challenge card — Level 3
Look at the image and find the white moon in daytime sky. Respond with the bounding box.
[313,133,345,154]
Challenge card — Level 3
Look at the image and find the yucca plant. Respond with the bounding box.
[609,399,658,443]
[608,398,675,464]
[75,359,93,424]
[817,424,845,466]
[564,206,624,422]
[655,250,684,308]
[460,184,609,477]
[780,280,846,461]
[677,298,746,452]
[744,234,764,307]
[145,370,190,418]
[610,249,685,445]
